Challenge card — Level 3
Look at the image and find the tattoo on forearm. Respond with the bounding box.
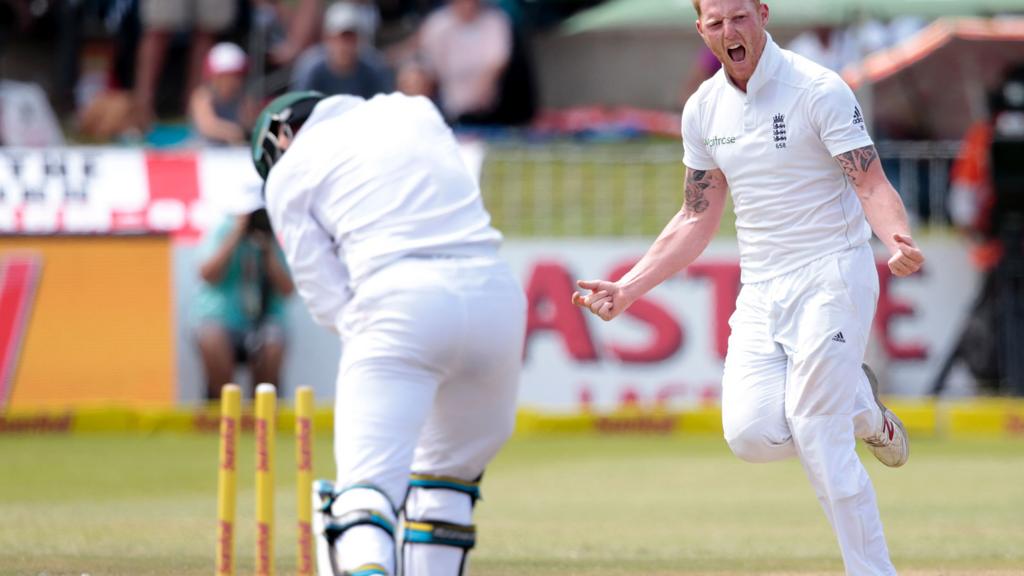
[684,169,712,214]
[836,145,878,186]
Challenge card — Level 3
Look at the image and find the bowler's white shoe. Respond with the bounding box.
[862,364,910,467]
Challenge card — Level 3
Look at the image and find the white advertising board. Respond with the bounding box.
[501,238,978,410]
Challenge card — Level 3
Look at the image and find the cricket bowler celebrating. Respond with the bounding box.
[251,91,526,575]
[573,1,924,573]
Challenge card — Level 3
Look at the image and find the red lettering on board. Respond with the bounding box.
[524,261,598,361]
[875,262,927,360]
[605,260,684,363]
[686,261,741,361]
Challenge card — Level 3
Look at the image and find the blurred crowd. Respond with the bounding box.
[2,1,1022,149]
[0,0,542,145]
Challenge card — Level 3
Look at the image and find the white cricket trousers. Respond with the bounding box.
[722,243,896,575]
[334,255,526,506]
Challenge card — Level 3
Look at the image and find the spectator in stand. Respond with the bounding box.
[289,1,392,98]
[418,0,513,125]
[262,0,379,67]
[190,42,258,146]
[788,19,928,75]
[787,26,856,73]
[258,0,324,68]
[395,57,436,100]
[855,16,928,59]
[134,0,238,129]
[195,204,295,400]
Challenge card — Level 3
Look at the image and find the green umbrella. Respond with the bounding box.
[561,0,1024,34]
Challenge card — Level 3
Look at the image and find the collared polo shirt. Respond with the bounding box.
[682,33,874,284]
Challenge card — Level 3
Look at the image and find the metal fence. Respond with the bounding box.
[876,140,963,229]
[479,139,963,237]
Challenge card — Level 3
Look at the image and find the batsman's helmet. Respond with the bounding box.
[251,91,324,181]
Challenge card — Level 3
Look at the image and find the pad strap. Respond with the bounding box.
[316,480,398,516]
[325,509,396,543]
[408,474,481,503]
[402,519,476,550]
[313,479,337,511]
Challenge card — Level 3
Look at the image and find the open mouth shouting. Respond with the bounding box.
[727,42,747,63]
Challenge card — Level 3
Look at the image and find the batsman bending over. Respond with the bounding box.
[574,1,923,573]
[251,91,525,575]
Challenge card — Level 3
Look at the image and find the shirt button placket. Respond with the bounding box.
[743,97,756,132]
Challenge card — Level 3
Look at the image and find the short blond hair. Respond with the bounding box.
[692,0,761,18]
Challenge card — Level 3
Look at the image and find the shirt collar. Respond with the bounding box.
[725,31,781,98]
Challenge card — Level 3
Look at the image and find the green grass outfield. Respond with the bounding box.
[1,434,1022,575]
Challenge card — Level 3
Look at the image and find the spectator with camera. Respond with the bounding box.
[194,205,294,400]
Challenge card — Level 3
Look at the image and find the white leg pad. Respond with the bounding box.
[401,481,476,576]
[313,480,397,575]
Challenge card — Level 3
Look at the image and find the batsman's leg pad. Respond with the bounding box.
[313,479,397,576]
[401,474,480,576]
[341,564,390,576]
[313,480,338,576]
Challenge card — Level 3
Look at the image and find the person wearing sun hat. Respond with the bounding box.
[189,42,258,146]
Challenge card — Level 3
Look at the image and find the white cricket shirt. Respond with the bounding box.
[682,33,874,284]
[264,93,502,330]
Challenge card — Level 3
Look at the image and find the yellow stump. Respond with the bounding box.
[216,384,241,576]
[255,383,277,576]
[295,386,315,576]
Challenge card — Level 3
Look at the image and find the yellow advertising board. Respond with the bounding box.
[0,235,174,409]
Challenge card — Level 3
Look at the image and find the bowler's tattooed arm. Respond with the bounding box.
[574,165,727,320]
[836,143,924,276]
[683,168,727,216]
[835,145,879,189]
